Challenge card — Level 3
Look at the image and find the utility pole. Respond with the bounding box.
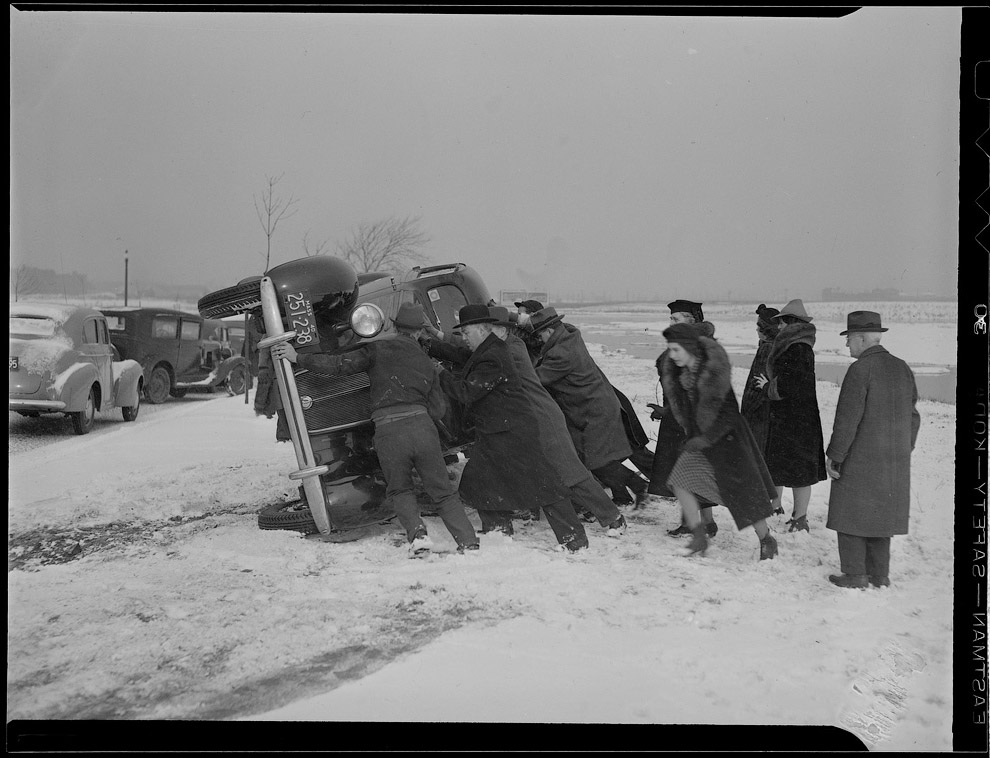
[124,250,129,306]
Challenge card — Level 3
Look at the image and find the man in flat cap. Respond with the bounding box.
[825,311,921,589]
[271,302,479,558]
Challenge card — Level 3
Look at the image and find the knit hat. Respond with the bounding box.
[755,303,780,331]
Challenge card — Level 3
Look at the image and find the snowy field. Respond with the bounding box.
[7,306,961,750]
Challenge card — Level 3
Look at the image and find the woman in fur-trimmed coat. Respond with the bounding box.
[659,322,778,560]
[754,299,827,532]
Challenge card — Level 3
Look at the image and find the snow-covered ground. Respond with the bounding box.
[7,312,958,750]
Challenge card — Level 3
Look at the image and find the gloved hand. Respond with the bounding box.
[253,364,282,418]
[647,403,666,421]
[682,436,709,453]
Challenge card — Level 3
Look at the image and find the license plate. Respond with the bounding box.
[282,290,319,348]
[9,356,18,371]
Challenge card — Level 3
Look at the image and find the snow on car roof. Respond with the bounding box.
[9,302,83,324]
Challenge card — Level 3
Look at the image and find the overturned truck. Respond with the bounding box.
[198,256,492,537]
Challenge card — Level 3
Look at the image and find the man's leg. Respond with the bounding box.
[865,537,892,586]
[569,475,622,526]
[374,426,425,542]
[542,498,589,548]
[406,416,479,548]
[830,532,870,587]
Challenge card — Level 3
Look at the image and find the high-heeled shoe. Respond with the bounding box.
[759,533,778,561]
[786,515,809,533]
[686,524,708,556]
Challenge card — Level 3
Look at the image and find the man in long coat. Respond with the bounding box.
[436,304,590,551]
[528,307,647,506]
[825,311,921,589]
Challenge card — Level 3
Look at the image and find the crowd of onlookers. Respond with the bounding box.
[271,293,920,587]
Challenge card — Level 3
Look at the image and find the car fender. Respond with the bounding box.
[112,359,144,407]
[52,362,99,412]
[215,355,249,384]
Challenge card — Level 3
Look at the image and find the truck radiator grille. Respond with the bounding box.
[294,369,372,433]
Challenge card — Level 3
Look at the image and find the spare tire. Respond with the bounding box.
[198,278,263,320]
[258,500,319,534]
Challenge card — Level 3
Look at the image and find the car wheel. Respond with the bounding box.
[122,388,140,422]
[198,279,262,320]
[258,500,319,534]
[71,387,97,435]
[226,365,249,396]
[144,366,171,404]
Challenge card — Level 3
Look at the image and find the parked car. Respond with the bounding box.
[198,256,493,536]
[101,307,251,404]
[9,303,144,434]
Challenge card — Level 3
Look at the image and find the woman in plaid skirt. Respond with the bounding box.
[658,323,779,560]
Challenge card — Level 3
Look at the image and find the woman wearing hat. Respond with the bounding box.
[753,299,827,532]
[741,304,781,487]
[658,322,778,559]
[648,300,719,537]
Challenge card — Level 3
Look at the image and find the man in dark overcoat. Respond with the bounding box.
[270,303,478,557]
[436,304,590,551]
[528,307,647,507]
[825,311,921,589]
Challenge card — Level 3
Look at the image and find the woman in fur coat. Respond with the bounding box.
[753,299,827,532]
[648,300,718,537]
[659,322,778,560]
[740,304,780,503]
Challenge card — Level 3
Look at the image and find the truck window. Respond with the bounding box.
[426,285,469,335]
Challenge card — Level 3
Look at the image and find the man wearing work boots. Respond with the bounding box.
[825,311,920,589]
[270,303,479,558]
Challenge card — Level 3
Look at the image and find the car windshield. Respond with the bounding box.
[105,315,126,331]
[9,316,57,338]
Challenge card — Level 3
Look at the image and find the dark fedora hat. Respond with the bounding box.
[514,299,544,313]
[528,306,564,333]
[488,306,516,326]
[840,310,888,335]
[457,303,499,327]
[392,302,430,330]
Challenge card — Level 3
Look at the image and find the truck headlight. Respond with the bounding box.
[350,303,385,338]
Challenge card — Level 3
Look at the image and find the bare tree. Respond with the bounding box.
[301,230,331,257]
[335,215,431,273]
[254,173,300,272]
[11,264,41,301]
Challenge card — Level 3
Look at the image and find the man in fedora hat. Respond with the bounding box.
[435,304,591,551]
[489,306,628,535]
[825,311,921,590]
[270,302,479,557]
[528,306,649,510]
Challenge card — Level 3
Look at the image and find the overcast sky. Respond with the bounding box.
[10,8,962,302]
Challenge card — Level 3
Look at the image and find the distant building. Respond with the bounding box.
[499,290,550,306]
